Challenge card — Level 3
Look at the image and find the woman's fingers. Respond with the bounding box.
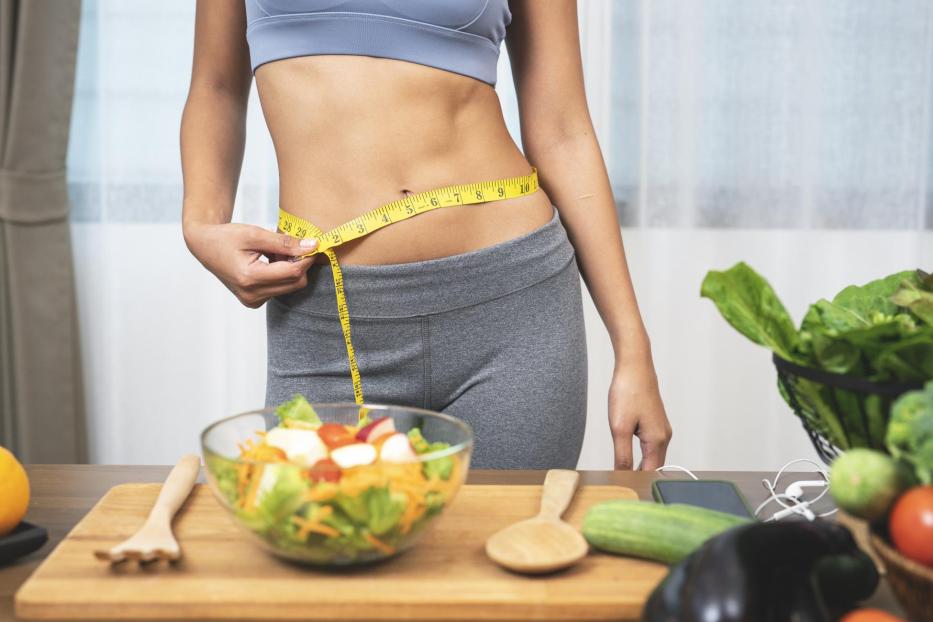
[638,431,670,471]
[248,255,313,284]
[609,363,672,472]
[246,226,318,258]
[236,269,311,308]
[610,416,636,471]
[232,256,312,308]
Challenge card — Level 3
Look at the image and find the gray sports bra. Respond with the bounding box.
[244,1,512,86]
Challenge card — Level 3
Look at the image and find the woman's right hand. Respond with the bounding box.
[183,222,318,308]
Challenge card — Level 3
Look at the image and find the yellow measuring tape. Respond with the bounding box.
[277,167,540,405]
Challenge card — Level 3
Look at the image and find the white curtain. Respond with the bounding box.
[69,0,933,469]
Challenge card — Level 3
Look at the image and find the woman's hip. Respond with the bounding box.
[265,249,589,469]
[265,206,586,407]
[272,203,575,319]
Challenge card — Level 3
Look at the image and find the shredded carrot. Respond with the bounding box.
[291,516,340,539]
[303,482,339,502]
[398,490,426,534]
[365,533,395,555]
[236,464,254,502]
[242,464,265,510]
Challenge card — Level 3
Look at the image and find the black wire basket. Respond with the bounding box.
[773,353,925,465]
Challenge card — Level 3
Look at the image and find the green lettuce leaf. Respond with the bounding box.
[408,428,453,480]
[407,427,430,453]
[275,394,322,428]
[887,381,933,484]
[700,262,801,362]
[206,454,239,506]
[826,270,913,325]
[702,264,931,453]
[366,488,408,536]
[255,465,307,527]
[891,270,933,326]
[798,269,932,383]
[334,486,408,536]
[424,491,447,519]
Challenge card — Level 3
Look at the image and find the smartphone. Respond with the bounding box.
[651,479,755,519]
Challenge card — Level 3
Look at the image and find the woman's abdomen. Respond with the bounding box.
[255,54,555,265]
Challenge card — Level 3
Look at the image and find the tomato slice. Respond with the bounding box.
[306,458,342,483]
[889,485,933,567]
[317,423,356,449]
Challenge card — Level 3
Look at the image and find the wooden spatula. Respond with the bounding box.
[485,469,588,574]
[94,454,200,563]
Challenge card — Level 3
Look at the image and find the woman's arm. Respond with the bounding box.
[181,0,316,308]
[505,0,672,469]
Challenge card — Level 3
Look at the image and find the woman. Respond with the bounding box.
[180,0,671,470]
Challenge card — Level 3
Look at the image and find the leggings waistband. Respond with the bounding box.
[275,204,575,318]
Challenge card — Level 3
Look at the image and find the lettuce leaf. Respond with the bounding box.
[254,465,307,530]
[700,262,801,363]
[408,428,454,480]
[887,381,933,484]
[366,488,408,535]
[334,486,407,536]
[206,454,239,506]
[275,394,321,428]
[827,270,913,324]
[892,270,933,326]
[702,263,932,453]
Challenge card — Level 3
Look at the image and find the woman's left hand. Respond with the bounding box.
[608,359,672,471]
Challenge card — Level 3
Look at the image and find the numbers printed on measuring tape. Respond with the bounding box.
[278,168,538,253]
[276,167,539,407]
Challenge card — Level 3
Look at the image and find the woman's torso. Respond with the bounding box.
[246,0,554,265]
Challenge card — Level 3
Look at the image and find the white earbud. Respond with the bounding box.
[753,458,835,522]
[784,480,828,500]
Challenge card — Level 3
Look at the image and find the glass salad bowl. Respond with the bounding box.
[200,396,473,566]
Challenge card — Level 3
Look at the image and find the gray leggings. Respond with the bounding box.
[265,205,588,469]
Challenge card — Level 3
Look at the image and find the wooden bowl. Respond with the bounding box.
[869,526,933,622]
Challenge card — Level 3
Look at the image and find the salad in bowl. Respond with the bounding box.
[201,395,473,565]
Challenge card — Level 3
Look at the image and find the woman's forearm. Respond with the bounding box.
[180,84,249,231]
[525,132,651,365]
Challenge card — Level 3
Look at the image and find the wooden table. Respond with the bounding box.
[0,466,904,621]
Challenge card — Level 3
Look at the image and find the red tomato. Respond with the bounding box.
[889,485,933,567]
[317,423,356,449]
[306,458,341,483]
[840,609,904,622]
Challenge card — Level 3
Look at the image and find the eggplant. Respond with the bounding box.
[641,520,878,622]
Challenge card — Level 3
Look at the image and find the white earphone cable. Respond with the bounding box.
[655,457,837,521]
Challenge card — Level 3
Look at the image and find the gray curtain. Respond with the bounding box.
[0,0,86,462]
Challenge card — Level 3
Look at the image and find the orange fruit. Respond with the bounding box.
[0,445,30,536]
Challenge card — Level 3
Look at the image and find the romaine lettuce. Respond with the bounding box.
[275,394,322,428]
[702,263,932,451]
[408,428,454,479]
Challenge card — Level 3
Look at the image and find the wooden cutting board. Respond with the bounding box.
[15,482,667,621]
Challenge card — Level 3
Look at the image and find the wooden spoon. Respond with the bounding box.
[485,469,588,574]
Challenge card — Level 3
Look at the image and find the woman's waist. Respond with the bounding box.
[276,153,556,265]
[273,203,576,318]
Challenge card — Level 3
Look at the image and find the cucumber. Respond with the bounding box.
[828,448,913,521]
[581,500,752,565]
